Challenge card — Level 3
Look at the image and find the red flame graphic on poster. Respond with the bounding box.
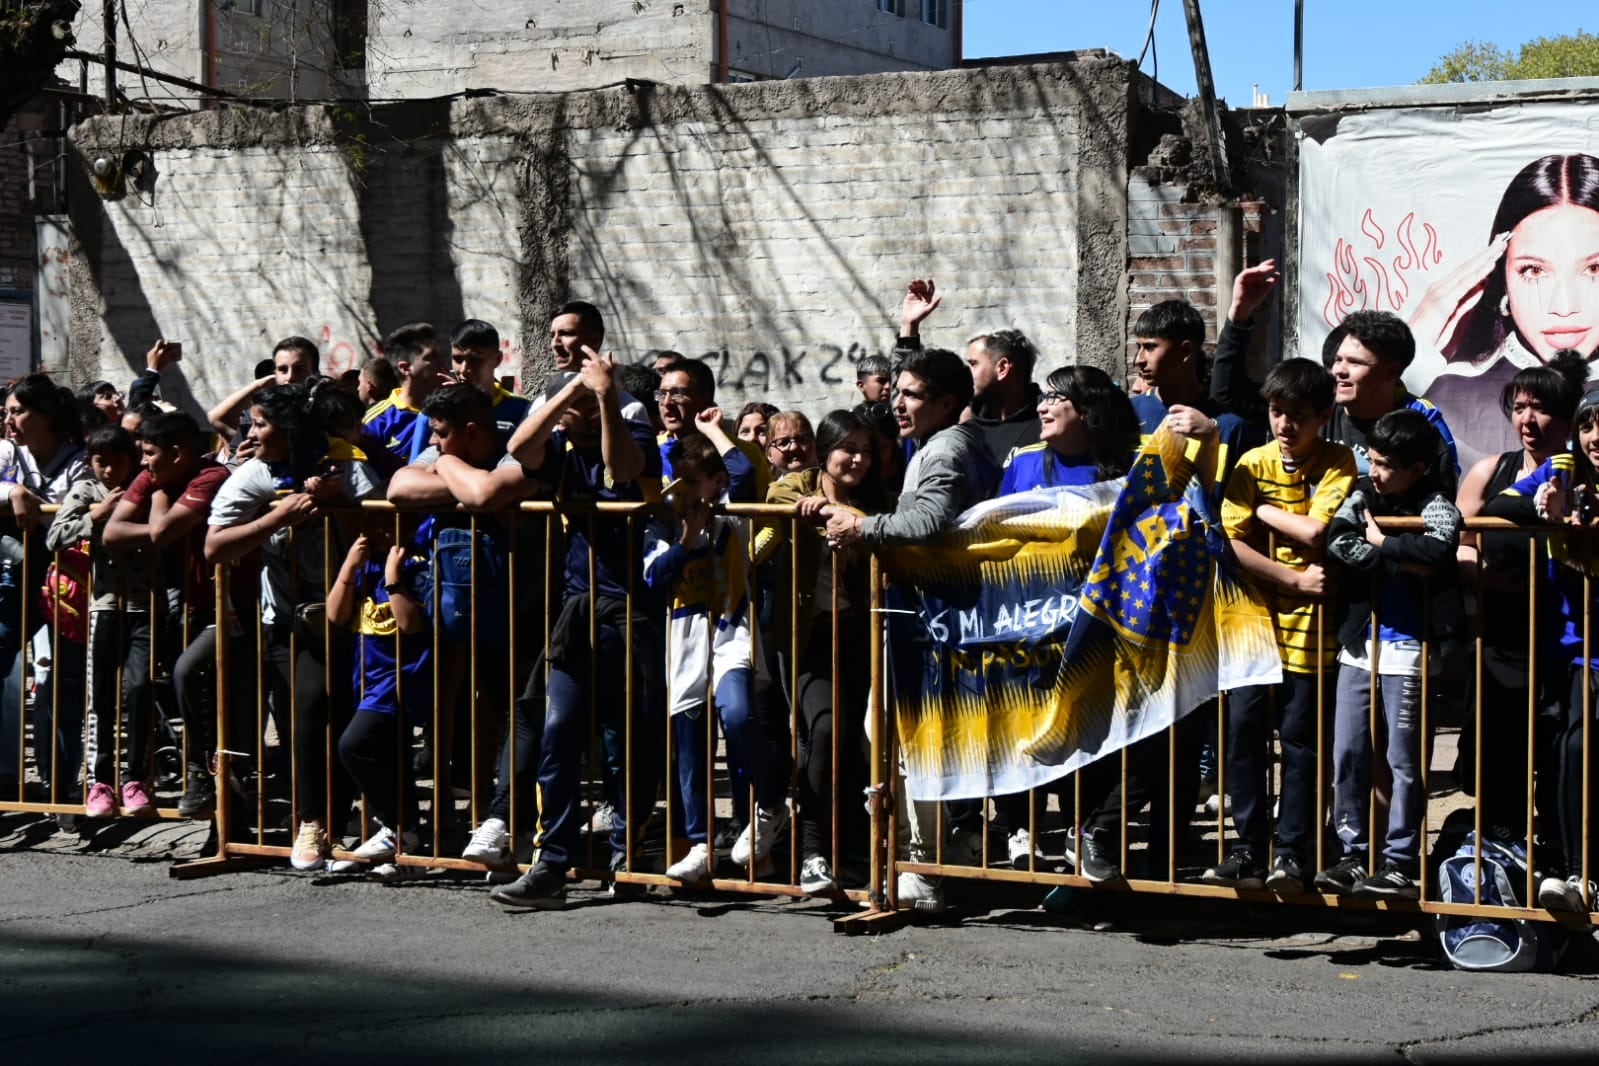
[1321,209,1444,327]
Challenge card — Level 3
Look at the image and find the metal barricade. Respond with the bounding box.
[8,495,1589,937]
[174,498,897,927]
[0,505,196,824]
[880,517,1596,929]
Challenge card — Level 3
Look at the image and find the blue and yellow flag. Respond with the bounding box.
[884,425,1281,801]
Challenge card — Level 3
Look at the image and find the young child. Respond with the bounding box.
[855,354,893,406]
[47,425,153,817]
[327,525,430,875]
[1206,359,1357,892]
[1316,410,1464,899]
[647,433,786,886]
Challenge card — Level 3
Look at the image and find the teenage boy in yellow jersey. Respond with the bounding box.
[1205,358,1356,893]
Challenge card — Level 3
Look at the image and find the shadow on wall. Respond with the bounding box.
[338,97,466,349]
[69,159,207,420]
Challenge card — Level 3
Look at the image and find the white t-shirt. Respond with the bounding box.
[207,457,379,625]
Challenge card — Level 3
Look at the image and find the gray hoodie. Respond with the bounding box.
[861,422,1000,548]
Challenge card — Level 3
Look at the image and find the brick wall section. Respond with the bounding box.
[0,114,36,295]
[1125,169,1221,381]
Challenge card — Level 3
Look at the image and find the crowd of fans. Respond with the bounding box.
[2,264,1596,919]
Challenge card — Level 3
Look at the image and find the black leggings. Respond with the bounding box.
[796,614,870,861]
[86,611,152,786]
[338,709,419,832]
[263,625,355,823]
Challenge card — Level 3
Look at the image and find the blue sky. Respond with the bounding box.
[961,2,1594,105]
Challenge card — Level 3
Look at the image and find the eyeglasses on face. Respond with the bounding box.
[654,387,695,402]
[770,436,814,451]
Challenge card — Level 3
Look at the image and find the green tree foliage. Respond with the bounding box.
[1421,29,1599,84]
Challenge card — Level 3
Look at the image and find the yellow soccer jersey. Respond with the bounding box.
[1222,439,1357,673]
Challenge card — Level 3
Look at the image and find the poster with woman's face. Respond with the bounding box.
[1297,102,1599,469]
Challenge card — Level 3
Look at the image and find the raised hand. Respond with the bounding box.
[899,278,941,336]
[1229,259,1280,323]
[578,347,616,397]
[1408,231,1511,353]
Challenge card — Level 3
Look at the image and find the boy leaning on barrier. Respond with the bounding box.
[1316,409,1465,900]
[491,349,665,910]
[48,424,155,819]
[387,383,543,868]
[105,411,244,819]
[822,341,1002,915]
[1206,359,1356,893]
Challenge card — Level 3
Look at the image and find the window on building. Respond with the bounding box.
[332,0,368,69]
[221,0,265,15]
[877,0,904,16]
[920,0,949,28]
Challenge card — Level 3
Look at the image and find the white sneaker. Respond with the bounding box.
[329,826,420,874]
[948,826,984,865]
[897,871,947,914]
[1539,875,1593,912]
[800,854,837,895]
[1007,828,1042,867]
[583,801,616,836]
[462,816,511,865]
[1204,792,1230,816]
[730,804,789,866]
[666,842,714,886]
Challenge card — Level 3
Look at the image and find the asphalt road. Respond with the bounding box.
[3,817,1599,1065]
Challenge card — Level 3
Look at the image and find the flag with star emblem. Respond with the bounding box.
[883,424,1281,801]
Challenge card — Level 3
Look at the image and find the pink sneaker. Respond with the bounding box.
[85,781,117,818]
[121,780,154,815]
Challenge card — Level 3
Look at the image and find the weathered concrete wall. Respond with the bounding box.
[67,59,1141,414]
[66,0,348,105]
[367,0,716,96]
[724,0,956,79]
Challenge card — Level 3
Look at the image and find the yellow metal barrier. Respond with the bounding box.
[2,500,1591,935]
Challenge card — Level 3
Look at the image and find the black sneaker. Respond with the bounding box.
[1352,859,1420,900]
[1077,827,1122,884]
[176,768,215,819]
[1201,848,1265,889]
[489,861,567,910]
[1313,854,1367,896]
[1266,853,1304,894]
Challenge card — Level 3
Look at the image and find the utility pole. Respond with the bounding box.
[102,0,116,109]
[1294,0,1304,91]
[1181,0,1231,192]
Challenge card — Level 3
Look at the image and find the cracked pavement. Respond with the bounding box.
[3,832,1599,1063]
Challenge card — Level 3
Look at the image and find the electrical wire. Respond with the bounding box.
[1136,0,1159,87]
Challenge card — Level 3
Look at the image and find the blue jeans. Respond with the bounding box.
[533,600,664,872]
[1332,660,1424,866]
[672,667,782,841]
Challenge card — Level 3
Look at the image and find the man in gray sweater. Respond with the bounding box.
[825,339,1001,913]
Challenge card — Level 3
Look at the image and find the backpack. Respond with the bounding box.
[415,524,506,642]
[1435,831,1568,972]
[39,540,91,645]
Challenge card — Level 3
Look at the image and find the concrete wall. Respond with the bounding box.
[724,0,956,80]
[366,0,716,96]
[65,0,350,105]
[66,60,1141,415]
